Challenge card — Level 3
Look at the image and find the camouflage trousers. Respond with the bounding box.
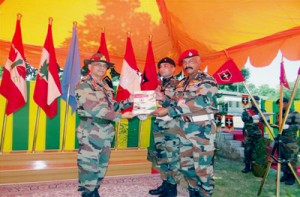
[153,119,181,184]
[178,119,217,197]
[76,119,115,193]
[243,131,261,164]
[280,131,299,175]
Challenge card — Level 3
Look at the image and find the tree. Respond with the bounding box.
[252,84,277,100]
[275,81,300,100]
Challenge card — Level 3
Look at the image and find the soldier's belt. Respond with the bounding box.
[156,115,173,121]
[182,114,214,122]
[79,117,112,125]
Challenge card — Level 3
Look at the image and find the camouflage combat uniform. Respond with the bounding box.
[279,110,300,177]
[241,106,263,165]
[154,76,181,185]
[163,71,218,197]
[75,75,131,195]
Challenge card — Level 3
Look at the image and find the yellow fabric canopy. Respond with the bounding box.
[1,0,300,75]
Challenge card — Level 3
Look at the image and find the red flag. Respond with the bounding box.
[213,59,245,84]
[33,20,61,118]
[116,36,141,111]
[280,62,290,89]
[0,16,27,115]
[98,31,110,61]
[98,31,113,88]
[141,40,158,90]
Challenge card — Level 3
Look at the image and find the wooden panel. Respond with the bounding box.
[0,148,152,184]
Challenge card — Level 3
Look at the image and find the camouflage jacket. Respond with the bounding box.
[163,71,218,117]
[75,75,132,122]
[156,76,179,108]
[279,110,300,136]
[242,106,264,132]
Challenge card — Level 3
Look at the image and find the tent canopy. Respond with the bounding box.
[1,0,300,75]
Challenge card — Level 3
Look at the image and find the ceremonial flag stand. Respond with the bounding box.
[257,68,300,197]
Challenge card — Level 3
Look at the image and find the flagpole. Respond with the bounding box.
[279,73,299,133]
[114,121,120,150]
[138,119,143,149]
[1,13,23,154]
[242,81,274,139]
[61,84,71,152]
[32,107,41,153]
[0,100,8,154]
[222,50,274,138]
[276,69,300,187]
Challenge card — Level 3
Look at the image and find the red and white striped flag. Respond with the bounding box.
[116,35,140,111]
[0,15,27,115]
[33,19,61,118]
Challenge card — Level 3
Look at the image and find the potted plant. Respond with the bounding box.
[251,137,272,177]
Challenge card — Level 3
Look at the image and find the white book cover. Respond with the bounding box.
[133,90,157,115]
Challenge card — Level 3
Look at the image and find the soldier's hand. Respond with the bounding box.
[155,90,165,101]
[128,94,134,102]
[122,112,137,119]
[151,107,168,117]
[252,115,260,120]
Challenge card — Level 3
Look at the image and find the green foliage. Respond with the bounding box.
[279,81,300,100]
[213,157,300,196]
[251,84,277,100]
[241,67,250,80]
[252,137,271,166]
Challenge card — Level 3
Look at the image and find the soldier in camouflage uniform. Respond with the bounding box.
[276,97,299,185]
[241,96,264,173]
[75,53,135,197]
[152,49,218,197]
[149,57,181,197]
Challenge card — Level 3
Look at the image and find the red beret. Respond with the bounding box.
[178,49,199,65]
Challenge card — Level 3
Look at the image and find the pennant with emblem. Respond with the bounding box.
[215,113,223,128]
[225,114,234,131]
[241,94,249,108]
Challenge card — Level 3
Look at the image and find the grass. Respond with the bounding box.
[213,156,300,197]
[149,153,300,197]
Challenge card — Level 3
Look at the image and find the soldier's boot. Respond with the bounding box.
[280,172,289,182]
[158,183,177,197]
[81,189,100,197]
[241,163,251,173]
[188,188,200,197]
[285,174,295,185]
[149,180,168,195]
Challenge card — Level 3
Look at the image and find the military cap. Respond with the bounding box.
[84,52,114,69]
[250,95,260,101]
[178,49,199,65]
[157,57,175,68]
[276,97,289,104]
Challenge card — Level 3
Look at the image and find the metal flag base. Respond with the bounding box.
[257,134,300,196]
